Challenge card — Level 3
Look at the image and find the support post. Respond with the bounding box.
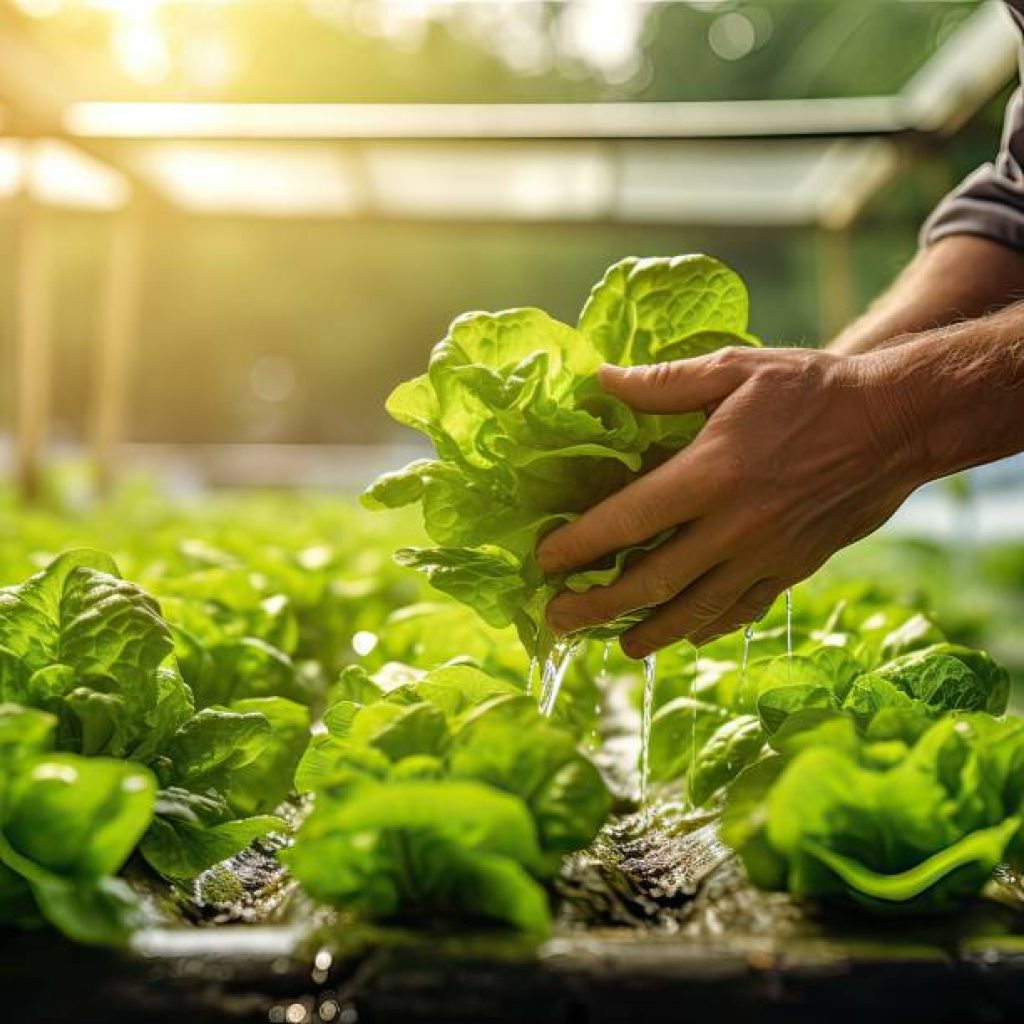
[92,203,141,497]
[14,187,51,504]
[818,225,854,342]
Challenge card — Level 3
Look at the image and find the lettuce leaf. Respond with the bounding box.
[291,663,609,931]
[0,550,190,760]
[0,552,310,888]
[364,255,759,657]
[0,745,156,945]
[282,780,550,934]
[722,714,1024,911]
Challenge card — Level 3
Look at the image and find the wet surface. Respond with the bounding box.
[6,811,1024,1023]
[6,688,1024,1022]
[192,834,296,926]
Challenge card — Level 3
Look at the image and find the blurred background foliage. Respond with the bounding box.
[0,0,1010,446]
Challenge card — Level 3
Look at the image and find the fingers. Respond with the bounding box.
[687,578,783,648]
[620,567,776,659]
[545,520,722,634]
[598,347,755,414]
[536,444,713,574]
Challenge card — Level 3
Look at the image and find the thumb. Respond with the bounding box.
[598,349,754,414]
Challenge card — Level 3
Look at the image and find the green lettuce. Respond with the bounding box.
[283,780,550,934]
[0,552,308,887]
[722,714,1024,912]
[291,663,610,931]
[0,704,156,945]
[363,255,759,656]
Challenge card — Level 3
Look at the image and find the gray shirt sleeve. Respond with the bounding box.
[921,85,1024,251]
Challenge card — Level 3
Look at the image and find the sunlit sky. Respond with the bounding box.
[6,0,772,90]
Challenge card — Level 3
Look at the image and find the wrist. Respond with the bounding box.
[846,348,938,489]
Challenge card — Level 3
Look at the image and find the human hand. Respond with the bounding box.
[536,346,927,658]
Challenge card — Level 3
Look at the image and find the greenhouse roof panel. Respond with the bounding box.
[56,2,1016,143]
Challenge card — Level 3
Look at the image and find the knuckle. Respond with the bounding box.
[642,569,680,606]
[577,591,615,625]
[689,592,727,623]
[710,346,746,371]
[645,360,681,391]
[612,500,658,544]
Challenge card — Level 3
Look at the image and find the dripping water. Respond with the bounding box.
[785,588,793,660]
[741,623,755,679]
[688,644,700,809]
[587,642,612,752]
[539,638,581,717]
[526,656,538,698]
[639,652,657,806]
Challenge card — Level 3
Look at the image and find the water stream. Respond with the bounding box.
[688,645,699,807]
[741,624,754,678]
[639,652,657,806]
[526,656,538,698]
[785,588,793,660]
[539,637,581,717]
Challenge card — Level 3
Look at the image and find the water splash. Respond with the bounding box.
[539,638,581,717]
[639,652,657,806]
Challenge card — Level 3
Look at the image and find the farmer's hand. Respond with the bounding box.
[536,347,928,658]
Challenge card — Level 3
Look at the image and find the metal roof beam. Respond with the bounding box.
[64,96,910,143]
[59,1,1017,145]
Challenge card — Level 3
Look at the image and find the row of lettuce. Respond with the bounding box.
[0,533,613,944]
[359,248,1024,914]
[1,522,1022,944]
[1,250,1023,943]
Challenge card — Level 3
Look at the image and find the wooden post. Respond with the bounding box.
[92,203,142,497]
[14,185,51,504]
[818,225,854,342]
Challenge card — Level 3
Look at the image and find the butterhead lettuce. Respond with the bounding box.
[363,255,759,657]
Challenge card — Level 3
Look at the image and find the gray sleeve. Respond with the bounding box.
[921,86,1024,251]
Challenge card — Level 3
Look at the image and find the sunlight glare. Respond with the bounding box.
[10,0,64,17]
[113,10,172,85]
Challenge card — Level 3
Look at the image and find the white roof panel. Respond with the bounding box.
[114,137,897,228]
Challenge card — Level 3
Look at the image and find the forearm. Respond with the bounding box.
[830,235,1024,355]
[870,301,1024,483]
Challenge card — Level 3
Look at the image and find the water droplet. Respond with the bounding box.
[741,623,754,677]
